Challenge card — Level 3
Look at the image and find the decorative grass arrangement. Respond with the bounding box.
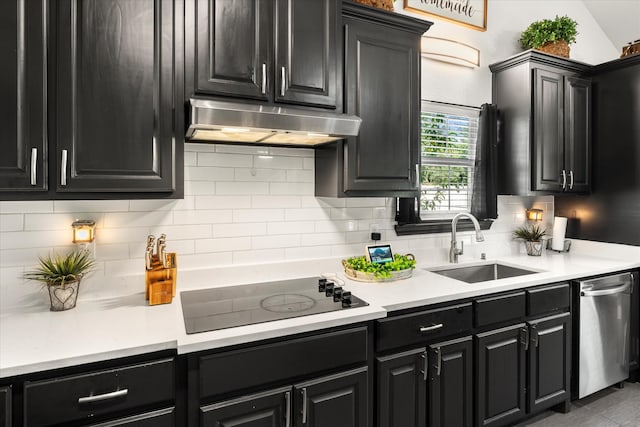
[513,224,547,241]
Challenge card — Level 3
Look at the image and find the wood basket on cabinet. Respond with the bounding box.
[536,40,570,58]
[351,0,394,11]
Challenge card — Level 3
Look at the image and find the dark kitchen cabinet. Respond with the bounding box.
[527,312,571,413]
[0,0,48,193]
[428,337,473,427]
[200,386,290,426]
[89,408,175,426]
[54,0,182,194]
[490,50,591,195]
[476,324,527,427]
[187,0,339,109]
[0,385,10,427]
[315,3,431,197]
[376,348,427,427]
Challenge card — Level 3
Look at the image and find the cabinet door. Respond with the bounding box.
[564,76,591,193]
[0,0,47,192]
[200,386,290,426]
[376,348,426,427]
[528,312,571,413]
[275,0,338,109]
[192,0,272,100]
[631,271,640,375]
[294,367,368,427]
[476,324,527,427]
[429,337,473,427]
[533,69,565,192]
[342,16,420,194]
[55,0,179,193]
[89,407,174,426]
[0,385,10,427]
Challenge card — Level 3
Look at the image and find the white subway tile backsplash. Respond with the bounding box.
[173,210,232,225]
[0,201,54,214]
[196,237,252,253]
[233,209,284,223]
[267,221,315,235]
[212,222,267,238]
[0,215,23,232]
[217,181,270,195]
[198,152,253,168]
[196,196,252,210]
[0,143,554,308]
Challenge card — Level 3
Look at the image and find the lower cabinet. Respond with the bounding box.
[0,386,10,427]
[428,337,473,427]
[200,367,368,427]
[89,407,175,427]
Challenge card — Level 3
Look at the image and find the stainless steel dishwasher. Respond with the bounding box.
[578,272,633,398]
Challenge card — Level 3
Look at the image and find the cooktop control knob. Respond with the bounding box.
[333,287,343,302]
[325,282,334,296]
[341,291,352,307]
[318,278,327,292]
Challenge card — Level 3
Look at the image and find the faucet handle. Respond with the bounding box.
[458,240,464,256]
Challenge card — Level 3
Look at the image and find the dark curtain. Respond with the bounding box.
[470,103,499,220]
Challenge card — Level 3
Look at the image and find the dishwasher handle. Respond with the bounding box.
[580,282,630,297]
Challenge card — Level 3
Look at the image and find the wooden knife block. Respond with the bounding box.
[145,253,177,305]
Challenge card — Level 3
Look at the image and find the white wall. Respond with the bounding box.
[395,0,619,106]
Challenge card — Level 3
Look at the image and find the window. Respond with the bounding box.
[419,101,480,220]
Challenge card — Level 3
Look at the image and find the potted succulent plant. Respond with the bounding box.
[24,248,95,311]
[513,224,547,256]
[519,15,578,58]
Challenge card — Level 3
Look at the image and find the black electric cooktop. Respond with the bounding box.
[181,277,368,334]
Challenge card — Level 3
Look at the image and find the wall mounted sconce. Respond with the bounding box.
[526,209,544,222]
[72,220,96,244]
[421,36,480,68]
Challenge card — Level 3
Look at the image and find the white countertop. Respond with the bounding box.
[1,240,639,378]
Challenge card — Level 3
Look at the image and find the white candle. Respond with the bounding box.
[552,217,568,251]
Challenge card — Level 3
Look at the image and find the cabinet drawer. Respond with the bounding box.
[527,283,570,317]
[89,407,174,427]
[24,358,175,427]
[376,304,472,352]
[199,326,368,399]
[475,292,526,328]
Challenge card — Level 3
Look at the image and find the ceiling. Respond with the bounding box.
[582,0,640,50]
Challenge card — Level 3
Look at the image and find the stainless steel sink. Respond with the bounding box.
[428,263,538,283]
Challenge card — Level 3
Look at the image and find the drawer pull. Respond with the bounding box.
[78,388,128,404]
[285,391,291,427]
[419,323,443,333]
[420,352,428,381]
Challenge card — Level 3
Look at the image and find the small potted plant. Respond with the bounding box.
[24,248,95,311]
[513,224,547,256]
[519,15,578,58]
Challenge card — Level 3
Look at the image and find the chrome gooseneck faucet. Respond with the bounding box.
[450,212,485,263]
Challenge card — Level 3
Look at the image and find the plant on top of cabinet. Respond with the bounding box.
[24,248,95,311]
[520,15,578,58]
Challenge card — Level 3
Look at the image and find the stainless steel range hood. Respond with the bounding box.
[186,98,361,146]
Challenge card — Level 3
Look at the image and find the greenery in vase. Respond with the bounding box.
[512,224,547,242]
[343,254,416,278]
[24,248,95,286]
[519,15,578,49]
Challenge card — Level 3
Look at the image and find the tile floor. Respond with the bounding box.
[519,382,640,426]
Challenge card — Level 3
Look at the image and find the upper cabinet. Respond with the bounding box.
[0,0,48,193]
[490,51,591,195]
[187,0,340,110]
[315,2,431,197]
[0,0,183,199]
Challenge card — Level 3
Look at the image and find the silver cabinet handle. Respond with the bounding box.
[284,391,291,427]
[561,169,566,190]
[419,323,443,333]
[301,387,308,424]
[281,66,286,97]
[261,63,267,95]
[434,347,442,376]
[520,327,529,351]
[530,325,539,348]
[61,150,68,186]
[415,164,420,188]
[420,351,428,381]
[569,170,574,190]
[30,148,38,185]
[78,388,128,404]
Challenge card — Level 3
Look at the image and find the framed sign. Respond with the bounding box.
[404,0,487,31]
